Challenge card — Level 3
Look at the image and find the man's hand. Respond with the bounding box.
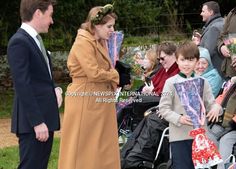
[34,123,49,142]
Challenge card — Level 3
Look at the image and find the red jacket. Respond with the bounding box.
[152,62,179,95]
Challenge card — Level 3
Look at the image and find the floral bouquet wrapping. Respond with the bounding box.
[121,48,145,80]
[107,31,124,67]
[174,78,222,168]
[224,33,236,60]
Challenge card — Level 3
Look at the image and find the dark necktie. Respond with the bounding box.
[36,34,51,77]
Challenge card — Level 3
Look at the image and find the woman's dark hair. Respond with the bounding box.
[157,41,177,56]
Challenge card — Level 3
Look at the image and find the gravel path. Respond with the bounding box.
[0,118,17,148]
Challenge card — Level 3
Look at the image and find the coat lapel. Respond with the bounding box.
[78,29,113,68]
[18,28,52,76]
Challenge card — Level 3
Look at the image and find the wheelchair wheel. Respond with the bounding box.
[155,163,167,169]
[155,162,172,169]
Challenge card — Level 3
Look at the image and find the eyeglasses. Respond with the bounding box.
[159,56,166,61]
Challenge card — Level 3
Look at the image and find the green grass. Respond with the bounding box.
[0,83,68,118]
[123,35,160,47]
[0,138,60,169]
[0,88,14,118]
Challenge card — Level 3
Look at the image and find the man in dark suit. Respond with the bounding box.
[7,0,61,168]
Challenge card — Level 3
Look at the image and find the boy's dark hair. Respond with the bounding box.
[203,1,220,15]
[175,41,199,60]
[20,0,57,22]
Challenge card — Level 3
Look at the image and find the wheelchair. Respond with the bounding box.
[117,95,160,148]
[119,105,172,169]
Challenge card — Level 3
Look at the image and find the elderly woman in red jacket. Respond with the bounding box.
[142,41,180,96]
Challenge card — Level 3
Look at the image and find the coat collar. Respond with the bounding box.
[77,29,113,68]
[18,28,40,53]
[202,14,222,31]
[178,71,195,78]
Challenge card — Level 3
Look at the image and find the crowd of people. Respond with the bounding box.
[6,0,236,169]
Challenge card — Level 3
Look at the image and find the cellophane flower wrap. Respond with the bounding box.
[107,31,124,67]
[120,48,145,80]
[224,33,236,59]
[174,78,222,169]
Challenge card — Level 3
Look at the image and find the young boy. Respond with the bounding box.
[159,41,221,169]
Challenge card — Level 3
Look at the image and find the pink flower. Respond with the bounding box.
[224,35,236,55]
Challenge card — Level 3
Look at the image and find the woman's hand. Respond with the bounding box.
[142,81,154,94]
[220,45,230,57]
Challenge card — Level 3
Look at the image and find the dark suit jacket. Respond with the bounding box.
[200,14,224,76]
[7,28,60,134]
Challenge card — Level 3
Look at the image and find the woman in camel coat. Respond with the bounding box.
[58,4,121,169]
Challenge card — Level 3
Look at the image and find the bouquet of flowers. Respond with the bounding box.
[174,78,223,169]
[224,33,236,59]
[121,48,145,79]
[107,31,124,67]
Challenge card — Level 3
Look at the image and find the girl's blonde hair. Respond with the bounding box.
[145,47,159,76]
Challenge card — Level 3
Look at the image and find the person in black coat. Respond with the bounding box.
[199,1,224,77]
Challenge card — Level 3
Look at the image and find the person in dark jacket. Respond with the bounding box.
[7,0,61,168]
[213,7,236,169]
[217,7,236,79]
[199,1,224,78]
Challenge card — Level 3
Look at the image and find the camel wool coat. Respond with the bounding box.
[58,29,121,169]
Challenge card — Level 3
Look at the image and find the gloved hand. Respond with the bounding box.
[119,73,131,87]
[142,81,154,94]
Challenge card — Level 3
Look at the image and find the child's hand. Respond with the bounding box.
[179,115,193,126]
[206,105,221,122]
